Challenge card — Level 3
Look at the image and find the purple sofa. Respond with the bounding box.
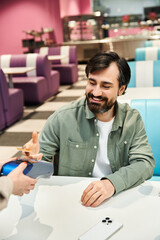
[0,54,60,104]
[0,90,5,131]
[0,69,24,129]
[35,46,78,85]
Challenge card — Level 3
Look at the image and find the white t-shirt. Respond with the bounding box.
[92,118,114,178]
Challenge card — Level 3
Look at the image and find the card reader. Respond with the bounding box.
[1,159,53,179]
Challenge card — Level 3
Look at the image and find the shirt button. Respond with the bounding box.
[91,159,94,163]
[76,144,79,148]
[94,119,97,122]
[89,172,92,176]
[94,146,97,149]
[96,133,99,137]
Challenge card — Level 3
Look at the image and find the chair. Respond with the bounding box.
[135,47,160,61]
[144,40,160,47]
[0,54,60,104]
[0,69,24,128]
[128,60,160,87]
[35,46,78,85]
[130,99,160,181]
[0,93,6,131]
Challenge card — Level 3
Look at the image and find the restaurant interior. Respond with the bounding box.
[0,0,160,238]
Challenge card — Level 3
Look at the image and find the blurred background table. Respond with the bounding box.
[2,67,35,88]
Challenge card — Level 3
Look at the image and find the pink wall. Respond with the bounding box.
[80,0,92,15]
[60,0,80,17]
[0,0,92,55]
[60,0,91,18]
[0,0,63,54]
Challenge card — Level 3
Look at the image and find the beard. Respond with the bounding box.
[86,92,116,114]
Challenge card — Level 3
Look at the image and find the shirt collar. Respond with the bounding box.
[112,101,126,131]
[84,97,96,119]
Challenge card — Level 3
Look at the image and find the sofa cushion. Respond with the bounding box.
[50,70,60,95]
[52,64,78,85]
[0,69,24,127]
[131,99,160,177]
[7,88,24,126]
[0,94,6,130]
[13,76,48,104]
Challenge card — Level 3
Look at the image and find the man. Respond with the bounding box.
[0,158,37,211]
[25,52,155,207]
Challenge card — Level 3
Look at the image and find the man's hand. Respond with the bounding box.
[22,153,43,163]
[23,131,40,157]
[81,179,115,207]
[8,162,37,196]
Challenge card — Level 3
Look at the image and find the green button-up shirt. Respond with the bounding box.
[39,97,155,194]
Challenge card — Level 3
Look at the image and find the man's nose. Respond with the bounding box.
[92,85,102,96]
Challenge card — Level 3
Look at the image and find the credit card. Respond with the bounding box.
[17,147,32,153]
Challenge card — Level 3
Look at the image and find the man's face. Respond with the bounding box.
[85,62,125,116]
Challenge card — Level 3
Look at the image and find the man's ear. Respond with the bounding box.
[118,85,126,96]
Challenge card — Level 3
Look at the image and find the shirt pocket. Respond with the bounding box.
[61,139,88,171]
[116,140,130,167]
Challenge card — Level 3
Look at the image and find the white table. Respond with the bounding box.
[48,55,67,61]
[0,176,160,240]
[118,87,160,104]
[2,67,36,88]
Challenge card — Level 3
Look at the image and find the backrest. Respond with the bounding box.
[0,69,9,128]
[128,60,160,87]
[130,99,160,176]
[0,54,50,79]
[135,47,160,61]
[145,40,160,47]
[36,46,78,65]
[0,54,51,92]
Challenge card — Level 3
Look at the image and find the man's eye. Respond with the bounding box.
[89,81,95,85]
[103,86,110,89]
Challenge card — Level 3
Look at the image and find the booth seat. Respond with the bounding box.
[0,69,24,129]
[0,92,6,131]
[127,60,160,87]
[35,46,78,85]
[130,99,160,180]
[144,40,160,47]
[0,54,60,104]
[135,47,160,61]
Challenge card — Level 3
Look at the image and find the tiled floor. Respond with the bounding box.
[0,65,87,160]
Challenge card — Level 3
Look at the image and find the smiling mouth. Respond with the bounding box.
[90,97,103,103]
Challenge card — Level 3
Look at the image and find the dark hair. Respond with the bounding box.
[85,51,131,95]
